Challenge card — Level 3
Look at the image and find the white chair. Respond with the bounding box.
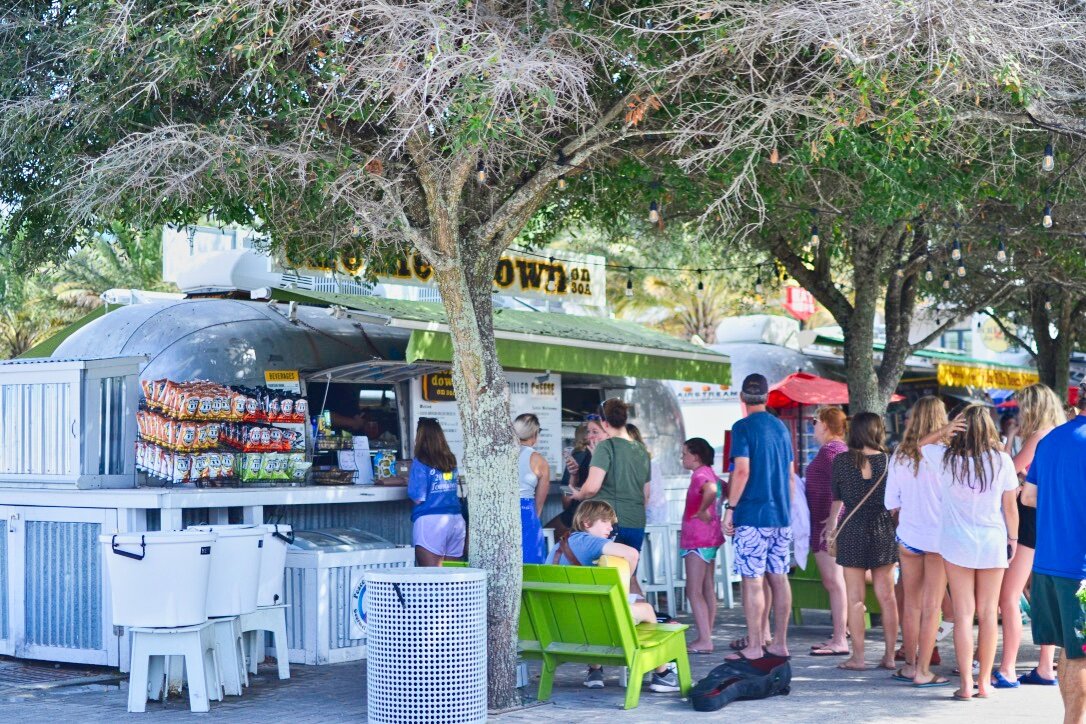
[717,537,738,608]
[128,621,223,713]
[211,617,249,695]
[541,528,556,561]
[638,525,678,618]
[239,604,291,680]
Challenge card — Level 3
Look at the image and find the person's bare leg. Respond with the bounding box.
[898,548,924,677]
[895,573,905,657]
[1058,651,1086,724]
[914,553,948,684]
[945,561,978,699]
[997,543,1032,680]
[839,567,869,670]
[684,554,714,651]
[872,565,899,670]
[1039,645,1059,681]
[765,572,791,658]
[415,545,443,567]
[733,576,767,661]
[762,577,773,644]
[704,559,718,633]
[813,551,849,652]
[975,567,1004,698]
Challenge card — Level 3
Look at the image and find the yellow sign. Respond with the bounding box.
[264,370,301,393]
[979,318,1011,353]
[937,363,1038,390]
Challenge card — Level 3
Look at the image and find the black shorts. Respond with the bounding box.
[1030,572,1086,659]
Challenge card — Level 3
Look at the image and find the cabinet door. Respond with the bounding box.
[8,506,118,665]
[0,506,14,656]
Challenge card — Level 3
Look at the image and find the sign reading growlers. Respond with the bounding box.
[381,247,606,307]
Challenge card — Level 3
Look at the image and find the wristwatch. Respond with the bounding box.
[722,501,733,512]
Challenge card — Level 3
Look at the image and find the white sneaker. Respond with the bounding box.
[583,667,604,688]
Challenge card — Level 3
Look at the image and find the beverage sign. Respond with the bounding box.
[264,370,301,393]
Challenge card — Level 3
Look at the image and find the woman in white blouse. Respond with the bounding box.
[921,405,1019,702]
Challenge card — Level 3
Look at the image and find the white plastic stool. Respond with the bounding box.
[638,525,678,618]
[128,621,223,713]
[211,616,249,695]
[669,524,688,614]
[541,528,556,559]
[239,604,291,680]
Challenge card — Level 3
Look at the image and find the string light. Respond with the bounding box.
[951,239,962,261]
[648,201,660,224]
[769,147,780,165]
[1045,300,1053,312]
[1043,142,1055,172]
[924,264,934,282]
[476,160,486,185]
[997,241,1007,263]
[1042,202,1053,228]
[810,223,820,246]
[755,274,764,294]
[625,267,634,297]
[557,175,567,191]
[956,263,967,278]
[696,269,705,294]
[942,273,951,289]
[895,267,904,278]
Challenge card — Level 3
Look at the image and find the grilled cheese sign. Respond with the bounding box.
[382,247,606,307]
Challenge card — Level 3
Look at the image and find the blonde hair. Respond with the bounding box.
[816,406,848,438]
[1017,384,1066,439]
[571,500,618,532]
[512,413,541,442]
[895,396,949,473]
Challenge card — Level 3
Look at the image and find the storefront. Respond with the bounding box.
[0,292,730,669]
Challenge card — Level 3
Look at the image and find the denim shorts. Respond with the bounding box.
[896,535,929,556]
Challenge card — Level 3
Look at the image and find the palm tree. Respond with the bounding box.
[0,274,69,358]
[51,225,175,308]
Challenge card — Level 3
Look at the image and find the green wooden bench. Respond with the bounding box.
[789,554,881,627]
[521,563,691,709]
[443,561,692,709]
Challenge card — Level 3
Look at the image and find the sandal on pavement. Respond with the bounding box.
[1018,668,1057,686]
[992,671,1020,689]
[913,674,950,688]
[728,636,748,650]
[891,668,913,683]
[810,646,849,657]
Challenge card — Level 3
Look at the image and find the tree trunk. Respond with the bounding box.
[1030,289,1074,395]
[430,244,522,711]
[844,241,890,414]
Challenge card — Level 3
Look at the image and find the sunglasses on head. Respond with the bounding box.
[585,413,602,422]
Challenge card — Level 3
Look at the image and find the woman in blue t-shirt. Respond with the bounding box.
[408,418,465,566]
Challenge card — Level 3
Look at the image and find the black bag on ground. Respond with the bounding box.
[690,654,791,712]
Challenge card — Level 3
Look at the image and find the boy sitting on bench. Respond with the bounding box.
[552,500,680,693]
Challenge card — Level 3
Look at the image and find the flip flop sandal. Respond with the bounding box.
[809,647,849,657]
[891,668,913,683]
[728,637,748,651]
[951,691,973,701]
[687,648,714,655]
[991,671,1020,689]
[724,650,765,663]
[1018,668,1058,686]
[913,676,951,688]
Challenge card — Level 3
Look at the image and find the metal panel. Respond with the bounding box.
[283,567,307,650]
[24,521,102,650]
[0,382,72,477]
[0,524,7,640]
[329,559,413,650]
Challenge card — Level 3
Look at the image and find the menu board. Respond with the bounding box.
[410,371,562,476]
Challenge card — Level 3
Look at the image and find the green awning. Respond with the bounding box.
[18,306,110,359]
[272,289,730,384]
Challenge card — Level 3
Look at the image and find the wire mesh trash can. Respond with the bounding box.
[365,567,487,724]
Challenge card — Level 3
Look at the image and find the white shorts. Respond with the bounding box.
[412,514,466,558]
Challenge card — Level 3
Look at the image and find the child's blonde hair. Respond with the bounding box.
[571,500,618,532]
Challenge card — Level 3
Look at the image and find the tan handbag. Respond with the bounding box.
[826,455,888,558]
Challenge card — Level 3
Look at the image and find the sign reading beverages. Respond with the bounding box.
[264,370,301,393]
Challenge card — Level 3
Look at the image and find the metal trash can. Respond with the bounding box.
[365,567,487,724]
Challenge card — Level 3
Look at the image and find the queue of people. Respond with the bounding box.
[405,376,1085,719]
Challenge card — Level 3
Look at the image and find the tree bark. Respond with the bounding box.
[429,240,523,712]
[1030,288,1079,395]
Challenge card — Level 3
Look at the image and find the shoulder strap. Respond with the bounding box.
[836,454,889,535]
[554,534,583,566]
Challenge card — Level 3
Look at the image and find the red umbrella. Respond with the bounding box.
[766,372,904,409]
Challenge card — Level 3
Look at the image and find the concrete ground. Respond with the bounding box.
[0,607,1064,723]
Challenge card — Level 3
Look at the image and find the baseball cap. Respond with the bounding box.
[741,373,769,396]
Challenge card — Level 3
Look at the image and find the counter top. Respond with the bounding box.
[0,484,409,509]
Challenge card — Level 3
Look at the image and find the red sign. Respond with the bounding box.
[784,286,818,321]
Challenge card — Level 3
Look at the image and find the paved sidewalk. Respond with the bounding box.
[0,607,1064,723]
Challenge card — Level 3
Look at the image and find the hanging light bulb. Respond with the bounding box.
[769,147,780,165]
[996,241,1007,263]
[810,224,820,245]
[476,160,486,185]
[951,239,962,261]
[1045,300,1052,312]
[957,263,967,278]
[895,267,904,278]
[696,269,705,294]
[625,267,634,298]
[1043,142,1055,172]
[755,274,764,294]
[924,264,933,282]
[557,175,567,191]
[648,201,660,224]
[1042,202,1053,228]
[942,273,951,289]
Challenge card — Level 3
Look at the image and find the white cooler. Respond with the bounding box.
[100,531,218,628]
[256,524,293,607]
[187,524,264,617]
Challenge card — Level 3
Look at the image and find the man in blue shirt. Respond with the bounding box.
[722,373,793,662]
[1022,382,1086,723]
